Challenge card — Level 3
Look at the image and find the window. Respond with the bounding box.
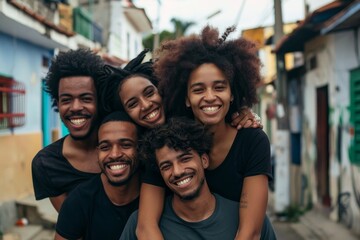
[0,76,26,129]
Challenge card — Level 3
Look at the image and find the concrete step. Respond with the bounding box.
[16,195,57,227]
[3,225,42,240]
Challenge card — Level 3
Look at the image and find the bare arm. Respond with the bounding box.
[136,183,165,240]
[50,193,67,212]
[235,175,268,240]
[54,232,66,240]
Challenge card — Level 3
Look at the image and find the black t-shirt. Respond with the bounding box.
[143,128,272,202]
[31,136,98,200]
[206,128,272,201]
[56,175,139,240]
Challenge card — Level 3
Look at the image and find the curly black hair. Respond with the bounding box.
[44,48,105,113]
[99,49,158,116]
[154,25,262,122]
[139,117,213,170]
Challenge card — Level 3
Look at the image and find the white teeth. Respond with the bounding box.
[202,106,219,112]
[145,110,159,120]
[176,177,191,186]
[70,118,86,125]
[109,164,126,170]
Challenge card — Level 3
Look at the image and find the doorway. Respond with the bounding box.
[316,85,331,207]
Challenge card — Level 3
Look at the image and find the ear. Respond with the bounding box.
[185,97,190,107]
[230,95,234,102]
[200,153,210,169]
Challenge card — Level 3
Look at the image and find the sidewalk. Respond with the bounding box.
[267,191,359,240]
[290,209,359,240]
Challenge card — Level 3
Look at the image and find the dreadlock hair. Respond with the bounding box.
[139,116,213,171]
[99,49,158,116]
[154,25,261,122]
[44,48,105,114]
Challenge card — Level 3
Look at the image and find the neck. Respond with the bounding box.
[101,173,140,206]
[172,182,216,222]
[208,122,235,144]
[66,130,98,150]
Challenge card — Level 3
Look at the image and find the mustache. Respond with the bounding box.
[104,158,133,166]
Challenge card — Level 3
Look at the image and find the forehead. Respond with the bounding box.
[59,76,96,94]
[189,63,227,84]
[98,121,137,140]
[120,76,154,95]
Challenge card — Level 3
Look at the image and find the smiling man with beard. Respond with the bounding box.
[55,111,141,240]
[120,117,242,240]
[31,49,106,212]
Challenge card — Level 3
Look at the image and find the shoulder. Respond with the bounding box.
[70,175,102,197]
[234,128,270,148]
[32,137,66,167]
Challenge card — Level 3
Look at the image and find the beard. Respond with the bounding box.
[107,167,139,186]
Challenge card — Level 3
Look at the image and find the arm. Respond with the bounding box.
[235,175,268,240]
[231,108,263,130]
[50,193,67,212]
[136,183,165,240]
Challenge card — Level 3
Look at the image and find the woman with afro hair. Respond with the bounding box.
[136,25,275,240]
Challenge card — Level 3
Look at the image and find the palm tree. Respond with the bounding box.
[170,18,195,38]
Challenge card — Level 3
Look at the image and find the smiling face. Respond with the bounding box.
[186,63,233,127]
[119,76,165,129]
[156,146,209,200]
[57,76,98,140]
[97,121,138,186]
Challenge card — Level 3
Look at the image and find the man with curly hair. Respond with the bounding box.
[31,48,105,212]
[120,117,275,239]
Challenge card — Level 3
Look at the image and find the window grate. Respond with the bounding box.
[0,76,26,129]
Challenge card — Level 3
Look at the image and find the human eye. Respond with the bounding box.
[144,87,155,97]
[192,87,204,94]
[59,97,71,104]
[214,83,227,91]
[98,143,110,151]
[121,141,135,149]
[82,96,94,103]
[126,100,138,109]
[160,163,171,171]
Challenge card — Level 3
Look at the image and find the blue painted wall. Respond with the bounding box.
[0,33,59,146]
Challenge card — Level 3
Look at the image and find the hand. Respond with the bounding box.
[231,108,263,130]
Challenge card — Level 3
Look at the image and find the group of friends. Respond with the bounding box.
[31,25,277,240]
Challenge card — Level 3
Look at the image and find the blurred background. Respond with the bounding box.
[0,0,359,239]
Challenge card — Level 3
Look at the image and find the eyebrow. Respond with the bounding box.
[59,92,95,98]
[189,80,227,88]
[98,138,135,146]
[158,151,192,167]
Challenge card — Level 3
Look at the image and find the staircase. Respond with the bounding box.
[1,196,57,240]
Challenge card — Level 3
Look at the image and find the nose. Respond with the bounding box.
[109,145,123,160]
[140,98,153,111]
[204,89,216,101]
[70,98,83,111]
[172,162,184,177]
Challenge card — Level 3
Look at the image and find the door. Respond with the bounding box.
[316,85,330,207]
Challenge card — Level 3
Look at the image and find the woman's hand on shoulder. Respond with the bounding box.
[231,107,263,130]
